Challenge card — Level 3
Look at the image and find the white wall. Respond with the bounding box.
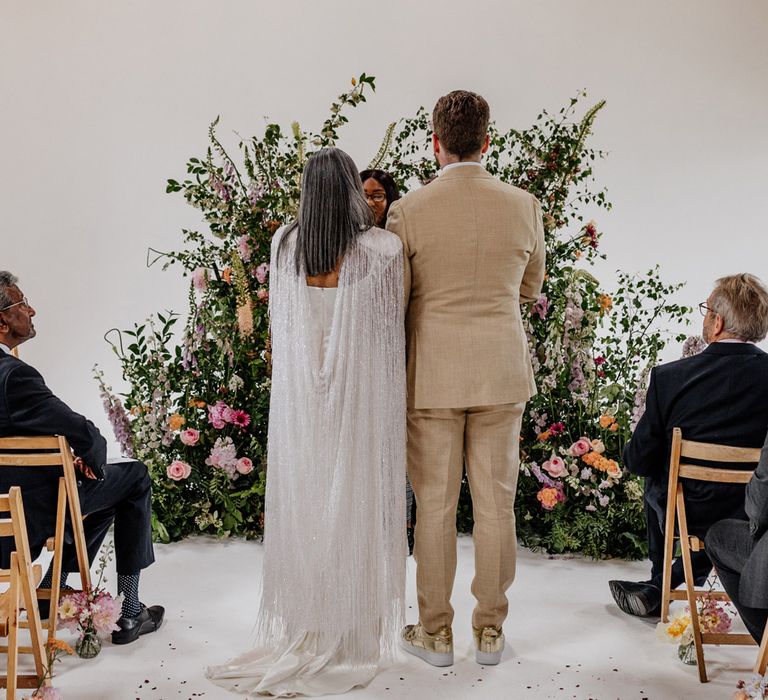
[2,1,767,454]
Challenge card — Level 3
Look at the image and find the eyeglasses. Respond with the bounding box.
[698,302,714,317]
[0,296,30,313]
[365,193,387,203]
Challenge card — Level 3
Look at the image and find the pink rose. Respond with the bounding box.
[606,461,622,479]
[257,288,269,302]
[542,456,567,478]
[167,460,192,481]
[568,437,592,457]
[180,428,200,446]
[590,439,606,454]
[255,262,269,285]
[222,406,237,424]
[236,457,254,475]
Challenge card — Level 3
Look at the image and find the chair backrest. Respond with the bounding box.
[0,436,68,468]
[670,427,760,484]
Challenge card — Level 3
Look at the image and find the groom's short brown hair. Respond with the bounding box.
[432,90,490,158]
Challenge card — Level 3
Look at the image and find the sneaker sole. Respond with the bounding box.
[400,638,454,667]
[476,648,503,665]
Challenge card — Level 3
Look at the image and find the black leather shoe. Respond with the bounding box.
[111,604,165,645]
[609,580,661,617]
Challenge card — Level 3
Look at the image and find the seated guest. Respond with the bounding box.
[0,271,164,644]
[609,273,768,617]
[707,436,768,643]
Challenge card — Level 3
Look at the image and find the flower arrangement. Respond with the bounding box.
[656,595,733,664]
[735,675,768,699]
[24,638,73,700]
[57,543,122,658]
[98,76,691,557]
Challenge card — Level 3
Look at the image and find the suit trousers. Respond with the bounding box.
[63,460,155,575]
[706,519,768,643]
[407,402,524,632]
[645,494,712,589]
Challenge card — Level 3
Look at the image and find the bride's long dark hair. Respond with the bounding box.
[282,147,373,276]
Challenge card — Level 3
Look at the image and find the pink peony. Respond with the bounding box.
[167,460,192,481]
[542,456,567,478]
[237,235,252,262]
[236,457,254,474]
[568,437,592,457]
[255,262,269,284]
[208,401,228,429]
[191,267,208,291]
[180,428,200,446]
[31,687,64,700]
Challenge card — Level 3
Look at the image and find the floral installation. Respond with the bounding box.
[23,638,73,700]
[58,542,122,658]
[98,76,691,557]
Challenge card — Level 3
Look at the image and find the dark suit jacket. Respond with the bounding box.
[0,348,107,562]
[742,435,768,606]
[624,342,768,534]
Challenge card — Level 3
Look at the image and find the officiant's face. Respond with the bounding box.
[363,178,388,226]
[0,285,36,347]
[702,294,720,343]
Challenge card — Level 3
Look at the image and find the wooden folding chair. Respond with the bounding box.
[0,435,92,642]
[660,427,766,682]
[0,487,48,698]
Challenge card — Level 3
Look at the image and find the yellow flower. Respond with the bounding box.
[599,414,616,429]
[351,77,357,86]
[168,413,186,431]
[47,638,74,655]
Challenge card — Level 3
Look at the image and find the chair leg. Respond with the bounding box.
[661,500,677,623]
[677,488,707,682]
[44,478,68,643]
[60,440,92,592]
[7,554,20,700]
[754,621,768,675]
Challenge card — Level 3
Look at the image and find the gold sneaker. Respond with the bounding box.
[473,625,504,665]
[400,622,454,667]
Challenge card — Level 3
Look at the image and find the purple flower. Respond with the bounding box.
[532,294,550,320]
[681,335,707,358]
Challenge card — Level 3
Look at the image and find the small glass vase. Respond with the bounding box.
[678,641,697,665]
[76,629,102,659]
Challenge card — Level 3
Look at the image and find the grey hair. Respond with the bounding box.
[709,273,768,342]
[0,271,19,310]
[282,147,373,276]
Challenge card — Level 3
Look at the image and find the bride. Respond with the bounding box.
[207,147,406,697]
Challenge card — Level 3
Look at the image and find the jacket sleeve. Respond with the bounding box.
[385,199,411,310]
[519,195,546,304]
[4,363,107,471]
[622,368,667,477]
[746,430,768,539]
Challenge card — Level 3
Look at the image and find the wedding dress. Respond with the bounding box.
[207,225,406,697]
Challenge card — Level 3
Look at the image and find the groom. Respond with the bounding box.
[387,90,545,666]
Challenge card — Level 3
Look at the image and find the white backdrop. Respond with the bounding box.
[2,1,767,454]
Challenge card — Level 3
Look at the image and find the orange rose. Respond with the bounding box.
[537,487,561,510]
[598,293,613,314]
[222,267,233,284]
[168,413,185,431]
[599,414,616,429]
[537,431,551,442]
[609,423,619,432]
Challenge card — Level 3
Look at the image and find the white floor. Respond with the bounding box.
[14,536,760,700]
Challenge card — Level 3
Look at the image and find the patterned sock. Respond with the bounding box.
[38,563,68,590]
[117,573,142,618]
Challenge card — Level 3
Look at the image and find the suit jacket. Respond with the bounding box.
[741,433,768,606]
[0,348,107,561]
[624,342,768,533]
[386,165,545,409]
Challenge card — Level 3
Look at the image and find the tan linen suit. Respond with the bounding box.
[386,164,545,632]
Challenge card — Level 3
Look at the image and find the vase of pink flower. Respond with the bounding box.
[57,543,122,658]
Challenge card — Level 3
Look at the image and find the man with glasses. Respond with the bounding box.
[0,271,164,645]
[609,273,768,618]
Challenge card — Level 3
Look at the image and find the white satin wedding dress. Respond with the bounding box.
[207,226,406,697]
